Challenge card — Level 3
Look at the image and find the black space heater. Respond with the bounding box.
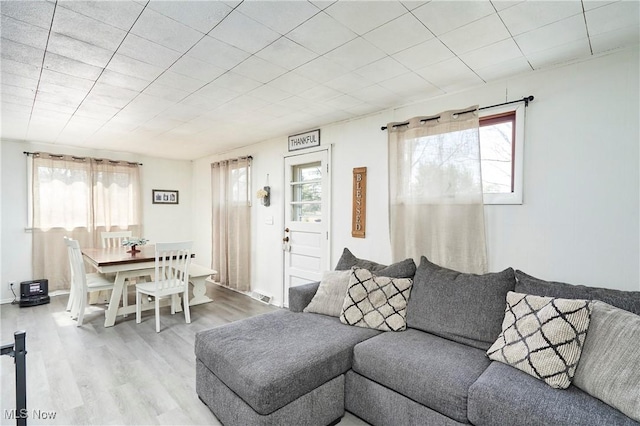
[19,279,50,307]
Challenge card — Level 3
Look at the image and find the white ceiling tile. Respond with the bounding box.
[131,8,204,52]
[354,57,408,83]
[269,72,319,95]
[349,84,403,107]
[118,34,182,68]
[323,93,370,110]
[255,37,318,71]
[121,93,175,115]
[382,76,442,105]
[154,71,204,93]
[324,72,374,94]
[298,84,341,102]
[474,56,532,81]
[490,1,524,12]
[1,73,39,92]
[98,69,150,91]
[180,89,236,110]
[526,38,591,69]
[294,56,347,83]
[52,6,127,51]
[75,101,121,120]
[208,11,281,54]
[147,0,233,33]
[43,52,103,80]
[364,13,434,55]
[0,0,55,29]
[248,85,292,103]
[47,32,114,68]
[106,54,164,81]
[590,26,640,54]
[415,57,483,91]
[287,11,357,55]
[392,38,455,71]
[1,38,45,67]
[30,107,73,123]
[324,1,407,36]
[460,38,523,70]
[324,38,386,70]
[515,15,587,55]
[1,93,34,107]
[139,116,185,132]
[439,14,511,55]
[237,1,320,35]
[499,1,584,36]
[205,72,262,95]
[40,69,94,91]
[170,56,226,82]
[232,56,288,83]
[310,1,336,11]
[1,15,50,50]
[142,82,190,102]
[1,58,41,80]
[586,1,639,36]
[341,102,380,117]
[85,82,139,108]
[582,1,618,12]
[1,102,32,115]
[33,99,78,115]
[401,1,429,11]
[37,81,88,103]
[156,103,205,122]
[57,1,144,31]
[35,90,82,108]
[186,36,251,69]
[413,1,495,36]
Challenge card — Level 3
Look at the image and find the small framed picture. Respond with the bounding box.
[152,189,179,205]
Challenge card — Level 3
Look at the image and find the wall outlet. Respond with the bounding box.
[9,281,15,290]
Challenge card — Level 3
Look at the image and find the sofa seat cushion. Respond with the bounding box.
[468,362,640,426]
[352,329,491,423]
[194,310,380,416]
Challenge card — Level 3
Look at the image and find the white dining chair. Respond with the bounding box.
[136,241,193,333]
[65,238,116,326]
[101,231,132,248]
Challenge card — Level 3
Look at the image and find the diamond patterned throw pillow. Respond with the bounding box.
[487,291,592,389]
[339,268,413,332]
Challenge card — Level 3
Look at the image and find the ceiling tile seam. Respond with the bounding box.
[52,0,152,143]
[580,1,595,56]
[27,0,58,139]
[489,1,534,74]
[236,3,323,38]
[0,9,52,32]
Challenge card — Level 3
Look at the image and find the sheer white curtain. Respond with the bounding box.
[388,106,488,273]
[31,153,142,291]
[211,157,252,292]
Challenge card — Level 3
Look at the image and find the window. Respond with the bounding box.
[479,104,525,204]
[291,161,322,223]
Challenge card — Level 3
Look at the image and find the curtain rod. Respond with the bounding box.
[380,95,534,131]
[23,151,143,166]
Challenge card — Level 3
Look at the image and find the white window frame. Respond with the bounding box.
[481,103,525,205]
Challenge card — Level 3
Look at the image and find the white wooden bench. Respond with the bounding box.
[187,264,217,306]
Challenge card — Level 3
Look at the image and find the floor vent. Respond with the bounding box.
[250,291,272,304]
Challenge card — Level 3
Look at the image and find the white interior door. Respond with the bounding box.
[283,149,330,307]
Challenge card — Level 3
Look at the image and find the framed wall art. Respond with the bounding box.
[152,189,179,204]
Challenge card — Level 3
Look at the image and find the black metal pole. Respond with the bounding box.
[14,331,27,426]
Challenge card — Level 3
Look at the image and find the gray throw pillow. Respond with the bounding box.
[406,256,516,350]
[573,301,640,422]
[515,270,640,315]
[303,270,352,317]
[334,248,416,278]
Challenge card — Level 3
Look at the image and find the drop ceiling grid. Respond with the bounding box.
[0,0,638,159]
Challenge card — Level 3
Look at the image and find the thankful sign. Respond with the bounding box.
[288,129,320,151]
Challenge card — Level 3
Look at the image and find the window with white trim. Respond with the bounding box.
[480,104,525,204]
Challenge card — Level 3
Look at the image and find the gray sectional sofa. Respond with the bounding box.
[195,251,640,425]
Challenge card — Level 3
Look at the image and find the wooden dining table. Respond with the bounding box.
[82,244,198,327]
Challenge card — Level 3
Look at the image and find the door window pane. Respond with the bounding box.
[291,161,322,222]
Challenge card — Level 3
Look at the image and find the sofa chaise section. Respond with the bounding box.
[195,309,380,425]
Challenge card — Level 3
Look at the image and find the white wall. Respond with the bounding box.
[0,139,193,303]
[192,48,639,306]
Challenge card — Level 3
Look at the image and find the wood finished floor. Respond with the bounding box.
[0,285,368,426]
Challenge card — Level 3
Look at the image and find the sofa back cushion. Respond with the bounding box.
[334,248,416,278]
[406,256,516,350]
[573,301,640,422]
[515,270,640,315]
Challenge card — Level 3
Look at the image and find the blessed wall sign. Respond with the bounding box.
[352,167,367,238]
[288,129,320,151]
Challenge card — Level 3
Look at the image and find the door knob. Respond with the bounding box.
[283,237,289,242]
[284,228,289,233]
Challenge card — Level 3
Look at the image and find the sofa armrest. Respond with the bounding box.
[288,282,320,312]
